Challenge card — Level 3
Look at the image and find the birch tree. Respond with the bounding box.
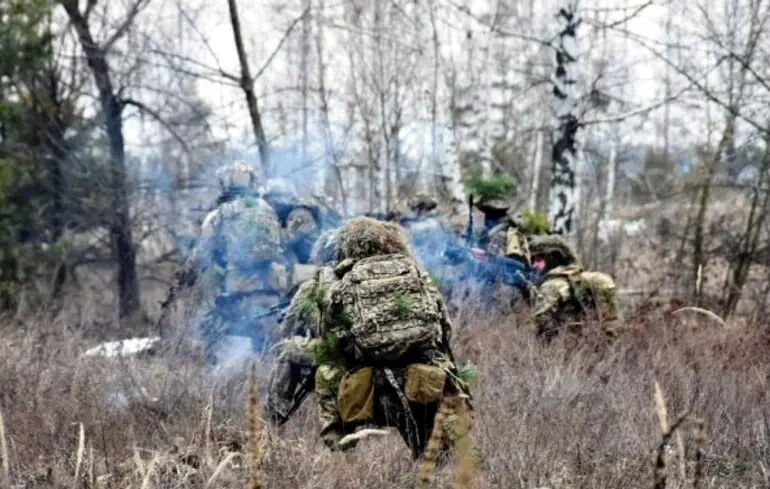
[549,1,583,237]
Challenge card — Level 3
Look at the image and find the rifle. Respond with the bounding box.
[272,366,316,425]
[253,297,292,323]
[444,241,541,293]
[155,267,197,335]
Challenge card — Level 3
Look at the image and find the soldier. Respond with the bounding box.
[526,234,622,342]
[260,178,322,264]
[312,216,472,459]
[180,162,290,365]
[263,227,341,425]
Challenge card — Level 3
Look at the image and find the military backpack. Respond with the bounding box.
[333,253,443,364]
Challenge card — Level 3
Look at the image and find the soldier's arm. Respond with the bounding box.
[281,280,317,338]
[185,210,220,273]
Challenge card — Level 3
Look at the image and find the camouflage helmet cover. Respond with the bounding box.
[309,227,339,265]
[216,161,259,191]
[474,195,513,214]
[407,193,438,212]
[336,216,411,261]
[261,178,298,200]
[528,234,578,264]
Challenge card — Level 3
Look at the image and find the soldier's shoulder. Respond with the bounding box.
[538,276,572,298]
[580,270,617,289]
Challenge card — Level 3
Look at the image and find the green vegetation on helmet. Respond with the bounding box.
[463,164,517,212]
[514,209,551,235]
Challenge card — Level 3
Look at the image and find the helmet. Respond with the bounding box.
[528,234,578,265]
[216,161,259,191]
[336,216,411,261]
[309,228,339,265]
[474,196,513,214]
[407,193,438,213]
[261,178,298,204]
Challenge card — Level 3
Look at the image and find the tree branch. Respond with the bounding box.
[254,7,311,80]
[121,98,192,154]
[103,0,152,53]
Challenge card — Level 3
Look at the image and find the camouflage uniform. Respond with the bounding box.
[264,227,340,424]
[261,178,322,264]
[186,162,289,363]
[314,216,471,459]
[527,235,622,341]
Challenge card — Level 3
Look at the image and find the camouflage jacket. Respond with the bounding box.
[529,264,621,335]
[487,223,528,261]
[185,194,287,297]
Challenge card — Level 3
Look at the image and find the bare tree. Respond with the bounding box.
[58,0,145,320]
[226,0,271,172]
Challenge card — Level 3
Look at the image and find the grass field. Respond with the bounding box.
[1,275,768,489]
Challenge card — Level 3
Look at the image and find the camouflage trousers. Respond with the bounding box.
[198,291,284,364]
[314,360,474,460]
[264,336,317,424]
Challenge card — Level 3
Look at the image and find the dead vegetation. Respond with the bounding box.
[1,273,769,489]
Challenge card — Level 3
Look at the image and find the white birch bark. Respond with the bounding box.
[548,1,583,237]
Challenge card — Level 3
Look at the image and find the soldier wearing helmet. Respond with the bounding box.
[526,235,621,341]
[181,161,290,364]
[260,178,323,264]
[264,226,341,425]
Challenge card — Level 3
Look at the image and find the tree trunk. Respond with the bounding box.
[61,3,140,319]
[226,0,270,172]
[548,2,582,237]
[314,0,347,213]
[722,126,770,316]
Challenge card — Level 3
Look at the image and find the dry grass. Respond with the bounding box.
[2,203,770,488]
[1,288,770,489]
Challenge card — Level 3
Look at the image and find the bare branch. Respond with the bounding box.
[102,0,152,53]
[618,28,769,135]
[121,98,192,154]
[254,7,311,80]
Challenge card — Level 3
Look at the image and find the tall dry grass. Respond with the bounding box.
[1,281,770,489]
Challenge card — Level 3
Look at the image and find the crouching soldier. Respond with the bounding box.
[312,216,473,460]
[264,227,340,425]
[526,234,622,342]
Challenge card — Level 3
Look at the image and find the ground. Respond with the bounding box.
[1,270,768,489]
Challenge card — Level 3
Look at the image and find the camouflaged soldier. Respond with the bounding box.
[183,162,289,363]
[527,234,622,341]
[312,216,472,459]
[264,227,340,425]
[261,178,322,264]
[399,194,454,269]
[473,196,513,253]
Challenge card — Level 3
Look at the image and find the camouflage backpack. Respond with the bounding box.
[574,270,620,322]
[331,253,443,364]
[549,266,619,322]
